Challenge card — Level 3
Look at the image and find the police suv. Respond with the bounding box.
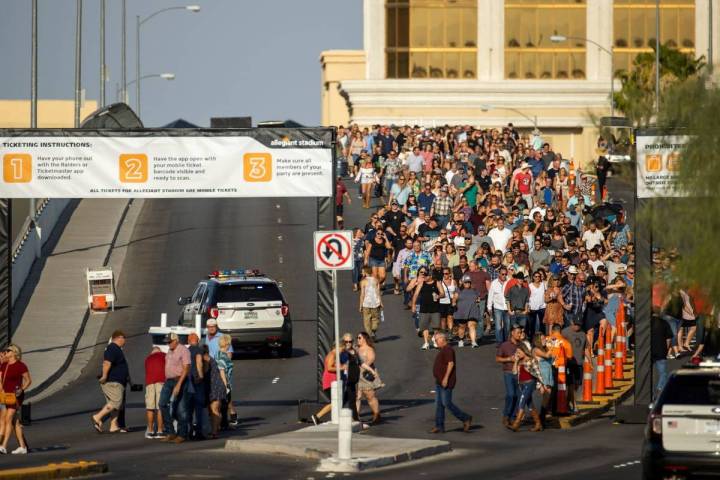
[642,359,720,479]
[177,269,292,357]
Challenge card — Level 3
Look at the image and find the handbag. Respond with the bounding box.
[0,363,17,406]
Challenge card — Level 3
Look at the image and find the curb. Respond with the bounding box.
[316,443,452,472]
[0,461,108,480]
[225,439,332,460]
[555,356,635,429]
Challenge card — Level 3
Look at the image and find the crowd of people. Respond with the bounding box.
[337,123,639,430]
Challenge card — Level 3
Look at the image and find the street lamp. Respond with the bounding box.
[480,104,540,134]
[550,34,615,118]
[119,73,175,102]
[136,5,200,118]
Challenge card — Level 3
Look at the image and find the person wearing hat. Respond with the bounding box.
[454,275,483,348]
[159,332,191,443]
[430,185,453,230]
[144,346,166,439]
[92,330,128,435]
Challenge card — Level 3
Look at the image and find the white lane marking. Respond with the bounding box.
[276,204,281,209]
[277,217,282,223]
[613,460,640,468]
[278,256,284,264]
[272,377,280,384]
[277,235,283,241]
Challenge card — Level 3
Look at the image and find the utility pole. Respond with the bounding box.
[31,0,37,128]
[654,0,660,115]
[99,0,106,106]
[121,0,127,104]
[74,0,82,127]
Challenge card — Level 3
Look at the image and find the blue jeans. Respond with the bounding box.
[654,359,669,399]
[160,378,190,438]
[503,372,519,418]
[493,309,510,344]
[517,380,537,411]
[661,314,680,347]
[435,385,470,430]
[509,313,527,337]
[187,381,206,437]
[352,262,362,286]
[528,309,545,339]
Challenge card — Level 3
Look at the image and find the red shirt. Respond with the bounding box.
[144,351,166,385]
[516,172,532,194]
[336,181,348,206]
[1,361,28,393]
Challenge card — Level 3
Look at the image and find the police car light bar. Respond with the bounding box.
[209,269,261,278]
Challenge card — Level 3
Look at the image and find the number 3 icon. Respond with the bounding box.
[243,153,272,182]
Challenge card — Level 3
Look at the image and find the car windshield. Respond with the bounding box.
[215,283,282,303]
[659,374,720,406]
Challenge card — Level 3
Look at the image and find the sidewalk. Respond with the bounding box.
[12,199,134,399]
[225,424,451,472]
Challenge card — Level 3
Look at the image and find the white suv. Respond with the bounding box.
[642,362,720,479]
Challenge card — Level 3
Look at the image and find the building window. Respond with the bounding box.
[504,0,587,80]
[613,0,695,74]
[386,0,477,79]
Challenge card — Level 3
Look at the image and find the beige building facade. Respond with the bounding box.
[0,100,98,128]
[321,0,719,165]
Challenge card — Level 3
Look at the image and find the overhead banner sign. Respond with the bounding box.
[636,131,689,198]
[0,129,333,198]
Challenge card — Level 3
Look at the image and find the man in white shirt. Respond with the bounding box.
[488,217,513,254]
[581,222,605,250]
[406,146,424,174]
[487,266,510,345]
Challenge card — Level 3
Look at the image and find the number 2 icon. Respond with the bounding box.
[119,154,148,183]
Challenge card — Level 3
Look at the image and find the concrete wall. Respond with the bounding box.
[0,99,98,128]
[11,199,73,304]
[320,50,366,127]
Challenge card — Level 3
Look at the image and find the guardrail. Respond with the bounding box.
[11,199,72,304]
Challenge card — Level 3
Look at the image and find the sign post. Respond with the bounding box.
[313,230,353,457]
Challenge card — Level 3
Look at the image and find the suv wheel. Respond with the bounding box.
[279,342,293,358]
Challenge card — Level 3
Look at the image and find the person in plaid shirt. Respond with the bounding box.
[382,150,401,199]
[486,254,503,281]
[430,186,454,229]
[562,270,586,325]
[403,240,432,304]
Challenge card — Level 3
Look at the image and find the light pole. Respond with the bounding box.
[31,0,37,128]
[550,34,615,118]
[136,5,200,119]
[74,0,82,128]
[121,0,126,104]
[480,104,539,133]
[100,0,105,107]
[125,73,176,88]
[655,0,661,114]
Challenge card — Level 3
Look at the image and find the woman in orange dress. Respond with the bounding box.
[543,276,567,334]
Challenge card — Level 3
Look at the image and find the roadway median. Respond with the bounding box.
[0,461,108,480]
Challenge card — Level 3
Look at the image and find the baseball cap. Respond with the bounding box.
[440,185,449,192]
[477,225,486,231]
[391,200,399,206]
[461,275,472,283]
[511,323,523,331]
[206,319,218,326]
[617,265,627,273]
[454,236,465,247]
[568,265,579,274]
[168,332,180,343]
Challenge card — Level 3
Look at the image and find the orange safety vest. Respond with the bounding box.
[549,332,573,368]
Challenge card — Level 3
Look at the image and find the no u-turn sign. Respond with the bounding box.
[313,230,354,271]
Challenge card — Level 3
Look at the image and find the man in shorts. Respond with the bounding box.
[92,330,128,433]
[411,267,445,350]
[144,346,166,438]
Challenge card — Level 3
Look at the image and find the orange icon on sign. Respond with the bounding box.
[3,154,32,183]
[645,154,662,173]
[243,153,272,182]
[667,152,680,171]
[119,154,148,183]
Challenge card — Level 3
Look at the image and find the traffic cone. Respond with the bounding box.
[604,326,614,389]
[594,329,606,395]
[602,186,608,201]
[582,356,594,402]
[616,304,627,362]
[556,344,569,414]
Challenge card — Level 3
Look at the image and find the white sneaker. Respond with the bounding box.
[154,432,166,439]
[144,430,155,439]
[310,414,319,426]
[0,446,6,454]
[432,340,438,349]
[421,342,430,350]
[11,447,27,455]
[458,340,464,348]
[471,342,479,348]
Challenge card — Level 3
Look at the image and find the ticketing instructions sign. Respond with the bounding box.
[0,129,333,198]
[314,231,354,271]
[636,131,690,198]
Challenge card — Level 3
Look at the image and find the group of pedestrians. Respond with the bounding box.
[340,123,636,431]
[92,320,238,443]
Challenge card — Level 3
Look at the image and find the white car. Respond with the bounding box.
[642,361,720,479]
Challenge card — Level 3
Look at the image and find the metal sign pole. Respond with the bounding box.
[332,270,342,421]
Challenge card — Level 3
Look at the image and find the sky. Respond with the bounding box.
[0,0,363,127]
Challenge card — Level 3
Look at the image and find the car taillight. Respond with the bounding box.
[281,305,289,316]
[208,307,219,319]
[651,414,662,435]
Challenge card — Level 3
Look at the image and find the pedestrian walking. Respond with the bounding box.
[509,342,544,432]
[411,268,445,350]
[92,330,128,434]
[203,345,225,439]
[0,344,31,454]
[430,332,472,434]
[342,333,361,421]
[496,324,522,427]
[144,346,166,439]
[488,267,510,344]
[159,333,191,443]
[311,345,345,424]
[204,319,237,426]
[216,335,235,430]
[187,333,206,440]
[356,332,383,424]
[454,275,482,348]
[543,276,566,335]
[359,266,383,339]
[532,333,554,426]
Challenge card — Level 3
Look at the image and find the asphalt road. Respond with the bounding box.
[1,186,647,479]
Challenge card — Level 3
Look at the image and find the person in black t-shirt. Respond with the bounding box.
[92,330,129,433]
[430,332,472,434]
[651,315,674,399]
